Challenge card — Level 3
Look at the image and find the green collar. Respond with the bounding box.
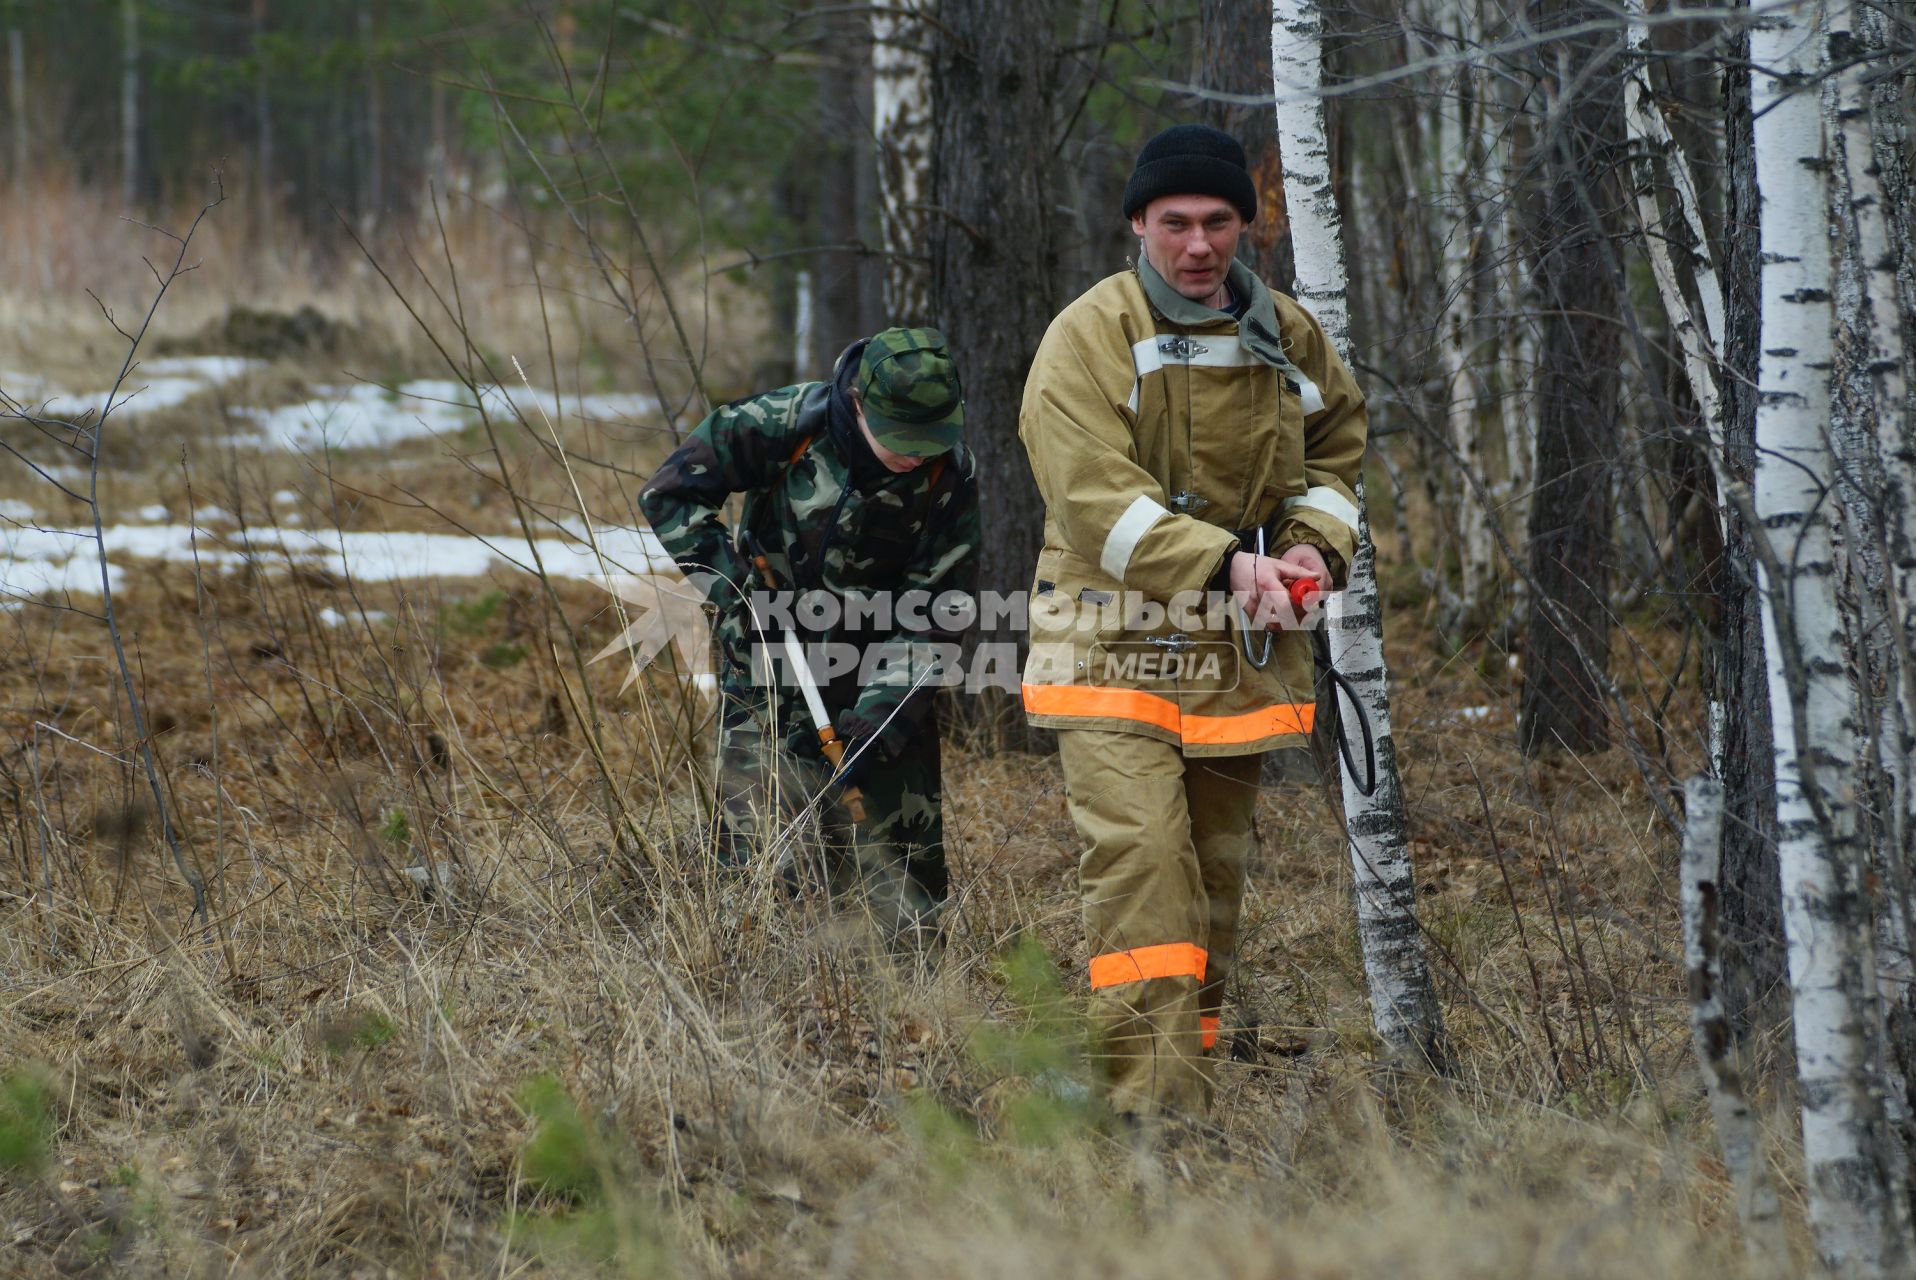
[1136,257,1289,369]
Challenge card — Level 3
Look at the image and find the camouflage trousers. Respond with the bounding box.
[713,693,948,943]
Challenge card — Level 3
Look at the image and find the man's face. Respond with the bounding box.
[1130,195,1245,306]
[853,396,927,473]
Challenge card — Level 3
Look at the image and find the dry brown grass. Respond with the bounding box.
[0,165,771,531]
[1,170,1810,1279]
[0,517,1812,1276]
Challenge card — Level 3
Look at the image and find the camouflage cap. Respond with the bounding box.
[856,327,964,457]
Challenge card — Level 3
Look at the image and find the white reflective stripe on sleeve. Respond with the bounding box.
[1269,351,1326,414]
[1126,337,1162,416]
[1101,494,1170,581]
[1292,372,1326,414]
[1132,336,1166,375]
[1283,485,1361,531]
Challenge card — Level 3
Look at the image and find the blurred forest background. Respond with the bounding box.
[3,0,1208,376]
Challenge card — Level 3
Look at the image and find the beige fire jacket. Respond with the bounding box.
[1018,259,1368,755]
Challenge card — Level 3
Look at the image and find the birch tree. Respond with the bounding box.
[872,0,933,326]
[1679,777,1785,1257]
[1272,0,1447,1071]
[1622,0,1724,458]
[1752,1,1914,1267]
[1429,16,1495,635]
[1715,5,1788,1044]
[1485,59,1534,624]
[1829,0,1916,1114]
[1619,0,1788,1082]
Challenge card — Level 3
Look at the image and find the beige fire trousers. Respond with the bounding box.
[1056,730,1262,1120]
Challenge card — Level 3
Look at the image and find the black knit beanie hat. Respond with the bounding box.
[1121,123,1257,223]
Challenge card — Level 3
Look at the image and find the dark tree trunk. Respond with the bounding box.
[1518,0,1622,756]
[853,66,887,338]
[120,0,138,209]
[930,0,1060,742]
[1197,0,1293,293]
[806,20,872,370]
[253,0,273,245]
[362,0,383,218]
[1715,18,1788,1056]
[764,165,808,388]
[7,23,26,181]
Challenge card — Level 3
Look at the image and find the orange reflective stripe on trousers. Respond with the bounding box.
[1200,1015,1221,1050]
[1087,941,1208,990]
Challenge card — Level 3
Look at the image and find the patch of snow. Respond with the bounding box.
[244,382,477,451]
[1,499,38,521]
[141,356,259,383]
[2,518,672,608]
[37,356,263,421]
[1457,706,1493,722]
[1,524,120,600]
[317,606,389,628]
[272,489,300,505]
[229,379,660,453]
[192,506,233,525]
[137,503,170,522]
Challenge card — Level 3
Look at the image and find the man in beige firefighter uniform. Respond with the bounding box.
[1019,123,1367,1123]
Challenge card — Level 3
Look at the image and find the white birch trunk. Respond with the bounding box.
[1680,776,1786,1257]
[792,269,815,377]
[1622,0,1731,768]
[871,0,933,326]
[1836,0,1916,1131]
[1432,37,1492,633]
[1484,62,1532,628]
[1752,5,1915,1268]
[1622,0,1725,448]
[1273,0,1447,1070]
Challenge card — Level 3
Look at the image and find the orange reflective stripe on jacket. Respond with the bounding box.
[1025,683,1181,734]
[1088,941,1208,990]
[1022,683,1314,746]
[1200,1015,1221,1050]
[1182,701,1314,744]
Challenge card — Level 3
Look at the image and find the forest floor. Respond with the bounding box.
[0,203,1805,1278]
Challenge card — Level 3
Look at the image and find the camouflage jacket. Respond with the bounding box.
[639,378,979,760]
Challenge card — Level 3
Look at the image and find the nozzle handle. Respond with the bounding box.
[817,726,867,822]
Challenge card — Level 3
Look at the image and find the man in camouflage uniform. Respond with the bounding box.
[640,328,978,940]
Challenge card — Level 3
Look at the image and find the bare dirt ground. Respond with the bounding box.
[1,188,1804,1278]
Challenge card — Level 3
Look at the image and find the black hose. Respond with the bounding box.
[1315,655,1378,797]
